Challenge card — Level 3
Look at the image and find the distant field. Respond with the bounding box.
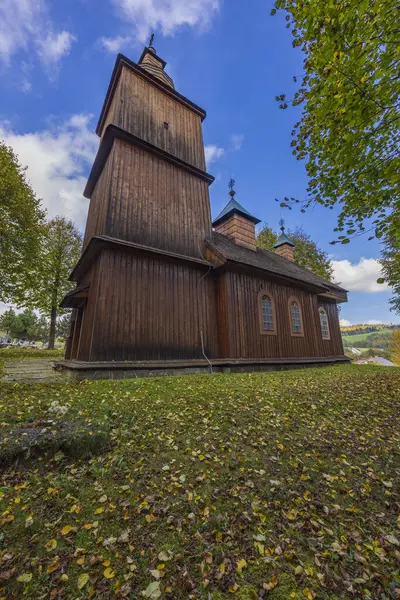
[341,328,393,344]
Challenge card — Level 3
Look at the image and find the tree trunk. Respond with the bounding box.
[48,305,57,349]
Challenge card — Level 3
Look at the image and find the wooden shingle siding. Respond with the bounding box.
[100,65,206,171]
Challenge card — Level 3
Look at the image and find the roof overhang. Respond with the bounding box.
[318,290,348,303]
[60,285,89,309]
[70,236,211,282]
[84,125,214,199]
[204,238,348,300]
[204,239,328,293]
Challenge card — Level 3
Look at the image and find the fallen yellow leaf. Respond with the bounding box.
[61,525,73,535]
[45,539,57,552]
[236,559,247,574]
[77,573,89,590]
[103,567,115,579]
[17,573,32,583]
[47,561,61,575]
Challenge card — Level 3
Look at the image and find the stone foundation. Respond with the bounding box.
[54,356,350,381]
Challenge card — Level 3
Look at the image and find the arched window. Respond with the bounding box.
[288,296,304,336]
[319,307,330,340]
[259,292,276,334]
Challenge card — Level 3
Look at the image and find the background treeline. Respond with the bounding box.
[342,331,393,350]
[340,324,399,335]
[0,309,70,344]
[1,140,82,348]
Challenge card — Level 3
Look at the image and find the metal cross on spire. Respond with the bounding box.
[229,177,236,198]
[148,32,155,47]
[279,218,285,233]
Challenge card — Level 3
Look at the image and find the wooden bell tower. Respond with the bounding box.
[63,41,218,364]
[82,41,214,259]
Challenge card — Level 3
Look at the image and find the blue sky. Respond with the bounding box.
[0,0,396,325]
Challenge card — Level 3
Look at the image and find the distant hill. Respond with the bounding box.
[341,325,399,360]
[340,324,400,335]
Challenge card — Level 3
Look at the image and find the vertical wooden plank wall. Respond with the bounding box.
[100,65,206,172]
[83,148,114,249]
[83,139,212,260]
[219,271,344,359]
[86,249,219,362]
[317,301,344,357]
[76,262,102,361]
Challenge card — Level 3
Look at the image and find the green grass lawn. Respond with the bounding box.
[1,365,399,599]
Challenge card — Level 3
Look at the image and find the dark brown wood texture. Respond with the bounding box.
[100,65,206,171]
[216,271,344,359]
[317,300,344,355]
[68,47,346,368]
[74,248,219,362]
[70,252,344,363]
[83,151,113,249]
[83,139,212,258]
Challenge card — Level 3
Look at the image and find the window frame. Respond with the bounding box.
[258,290,277,335]
[288,296,304,337]
[318,307,331,340]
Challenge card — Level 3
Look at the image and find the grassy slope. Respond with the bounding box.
[341,329,393,344]
[1,366,399,599]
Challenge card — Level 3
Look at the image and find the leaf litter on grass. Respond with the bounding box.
[0,365,399,599]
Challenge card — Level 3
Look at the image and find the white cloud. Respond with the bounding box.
[99,35,133,53]
[230,134,244,152]
[366,319,386,325]
[0,115,98,231]
[0,0,75,79]
[340,319,352,327]
[107,0,220,43]
[332,258,389,292]
[36,31,76,73]
[205,144,224,167]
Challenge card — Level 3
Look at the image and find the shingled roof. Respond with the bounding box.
[207,231,347,297]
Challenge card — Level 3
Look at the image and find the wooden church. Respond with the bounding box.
[59,41,348,377]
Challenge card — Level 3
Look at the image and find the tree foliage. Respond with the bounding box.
[389,329,400,365]
[56,313,72,341]
[256,224,334,279]
[0,142,46,304]
[379,232,400,315]
[272,0,400,245]
[341,323,399,334]
[0,308,17,336]
[28,217,82,349]
[0,309,48,342]
[0,308,71,344]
